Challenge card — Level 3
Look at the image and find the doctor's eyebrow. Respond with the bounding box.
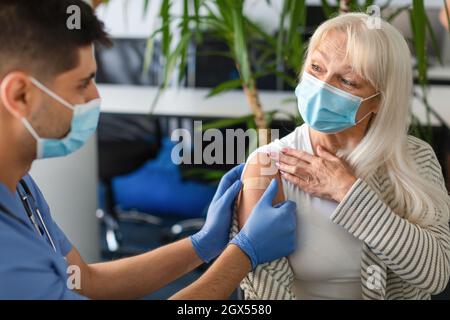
[79,72,96,84]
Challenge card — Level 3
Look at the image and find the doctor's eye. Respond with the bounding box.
[79,80,91,90]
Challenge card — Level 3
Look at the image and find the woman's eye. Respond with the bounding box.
[311,64,321,72]
[341,78,356,87]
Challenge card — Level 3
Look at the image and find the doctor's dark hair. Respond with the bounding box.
[0,0,111,78]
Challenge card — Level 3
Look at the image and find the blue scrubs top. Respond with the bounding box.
[0,174,85,299]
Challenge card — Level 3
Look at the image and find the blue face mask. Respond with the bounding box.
[295,72,380,134]
[22,77,101,159]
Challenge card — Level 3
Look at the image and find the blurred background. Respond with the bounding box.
[30,0,450,299]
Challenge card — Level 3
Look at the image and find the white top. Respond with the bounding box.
[244,124,363,300]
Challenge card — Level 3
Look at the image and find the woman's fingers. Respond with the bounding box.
[280,171,309,189]
[316,145,339,162]
[269,149,314,181]
[277,161,311,179]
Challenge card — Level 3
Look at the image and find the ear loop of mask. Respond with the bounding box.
[21,118,40,141]
[243,177,272,190]
[354,110,374,125]
[361,92,380,103]
[21,118,44,158]
[29,77,75,111]
[355,92,380,125]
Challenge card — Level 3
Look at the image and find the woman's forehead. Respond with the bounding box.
[309,48,354,74]
[312,32,348,62]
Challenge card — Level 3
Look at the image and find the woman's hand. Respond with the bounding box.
[271,146,357,203]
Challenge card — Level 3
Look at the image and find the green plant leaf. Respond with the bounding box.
[321,0,335,18]
[163,32,192,88]
[215,0,234,28]
[276,0,289,83]
[244,18,277,47]
[177,0,190,83]
[206,79,243,98]
[206,69,290,98]
[142,37,155,77]
[143,0,150,18]
[410,1,427,86]
[425,11,444,66]
[410,1,433,141]
[160,0,172,58]
[286,0,306,72]
[182,168,228,184]
[229,1,252,87]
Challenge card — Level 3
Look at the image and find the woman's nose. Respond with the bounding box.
[316,72,339,88]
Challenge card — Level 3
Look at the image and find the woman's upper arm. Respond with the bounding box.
[237,152,285,228]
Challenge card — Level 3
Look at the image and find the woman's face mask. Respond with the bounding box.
[22,77,101,159]
[295,71,380,134]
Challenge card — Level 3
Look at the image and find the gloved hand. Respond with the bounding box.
[230,179,297,270]
[190,164,244,263]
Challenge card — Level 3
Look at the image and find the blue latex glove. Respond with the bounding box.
[230,179,297,270]
[190,164,244,263]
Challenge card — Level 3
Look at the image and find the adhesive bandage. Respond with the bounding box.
[243,177,272,190]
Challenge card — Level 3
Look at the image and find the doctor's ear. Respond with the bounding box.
[0,72,39,119]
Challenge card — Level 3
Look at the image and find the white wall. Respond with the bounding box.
[30,137,100,263]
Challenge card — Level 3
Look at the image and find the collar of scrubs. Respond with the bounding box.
[0,179,57,253]
[0,182,25,221]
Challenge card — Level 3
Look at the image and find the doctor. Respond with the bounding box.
[0,0,297,300]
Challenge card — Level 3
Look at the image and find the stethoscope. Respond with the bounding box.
[0,180,57,253]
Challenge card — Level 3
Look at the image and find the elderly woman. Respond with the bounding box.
[234,13,450,300]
